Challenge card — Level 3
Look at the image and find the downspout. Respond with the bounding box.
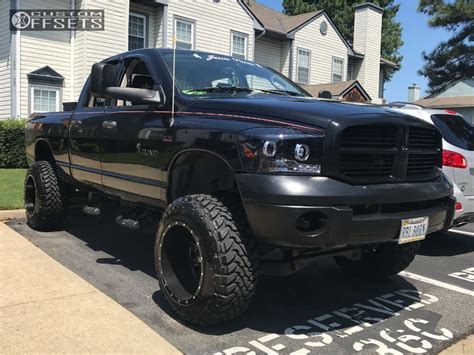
[255,28,266,40]
[10,0,21,118]
[70,0,75,103]
[162,4,168,48]
[288,38,294,81]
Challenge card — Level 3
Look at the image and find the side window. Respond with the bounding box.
[297,48,310,84]
[129,13,147,50]
[83,94,106,108]
[175,17,194,50]
[332,57,344,83]
[82,80,107,109]
[231,32,247,59]
[116,59,155,107]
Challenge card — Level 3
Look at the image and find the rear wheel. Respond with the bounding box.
[155,194,258,326]
[24,161,67,231]
[335,242,419,279]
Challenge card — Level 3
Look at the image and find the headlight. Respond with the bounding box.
[239,128,323,174]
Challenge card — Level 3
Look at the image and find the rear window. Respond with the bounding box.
[431,114,474,151]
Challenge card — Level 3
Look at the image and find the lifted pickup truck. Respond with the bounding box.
[25,49,455,325]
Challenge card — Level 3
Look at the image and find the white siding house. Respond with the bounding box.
[291,14,348,85]
[244,0,395,104]
[0,0,394,118]
[0,0,11,119]
[166,1,255,59]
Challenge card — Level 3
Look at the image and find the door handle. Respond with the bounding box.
[102,120,117,129]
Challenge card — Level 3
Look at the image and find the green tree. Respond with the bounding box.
[283,0,403,79]
[418,0,474,94]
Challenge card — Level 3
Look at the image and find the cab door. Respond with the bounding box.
[100,56,169,205]
[69,79,107,186]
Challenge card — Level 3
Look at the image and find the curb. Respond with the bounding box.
[0,209,25,221]
[441,335,474,354]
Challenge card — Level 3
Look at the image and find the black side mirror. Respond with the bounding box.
[90,63,116,97]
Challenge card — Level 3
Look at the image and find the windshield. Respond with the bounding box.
[163,51,308,97]
[431,114,474,151]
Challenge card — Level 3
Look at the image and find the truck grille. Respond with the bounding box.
[338,124,441,182]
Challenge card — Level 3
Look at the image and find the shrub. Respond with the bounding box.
[0,119,27,168]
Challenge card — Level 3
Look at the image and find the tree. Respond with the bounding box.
[283,0,403,79]
[418,0,474,94]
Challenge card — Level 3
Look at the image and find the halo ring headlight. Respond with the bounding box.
[294,144,310,162]
[263,141,277,157]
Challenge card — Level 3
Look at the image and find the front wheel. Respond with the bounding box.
[155,194,258,326]
[335,242,419,280]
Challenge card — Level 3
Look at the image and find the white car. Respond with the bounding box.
[388,103,474,227]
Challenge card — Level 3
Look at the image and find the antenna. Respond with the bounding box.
[171,36,177,121]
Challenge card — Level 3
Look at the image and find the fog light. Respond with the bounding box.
[455,202,462,211]
[296,211,327,234]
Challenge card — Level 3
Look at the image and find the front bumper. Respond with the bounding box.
[237,174,455,249]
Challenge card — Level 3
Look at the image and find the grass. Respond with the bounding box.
[0,169,26,210]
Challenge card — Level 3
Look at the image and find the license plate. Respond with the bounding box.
[398,217,429,244]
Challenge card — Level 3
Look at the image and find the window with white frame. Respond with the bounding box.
[129,13,146,50]
[31,87,59,113]
[332,57,344,83]
[297,48,310,84]
[175,18,194,50]
[231,32,247,59]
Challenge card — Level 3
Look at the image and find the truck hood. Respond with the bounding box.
[184,94,422,129]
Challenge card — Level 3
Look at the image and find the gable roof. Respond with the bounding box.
[27,65,64,85]
[243,1,353,54]
[244,1,396,68]
[302,80,371,101]
[415,96,474,109]
[243,0,322,34]
[281,10,323,33]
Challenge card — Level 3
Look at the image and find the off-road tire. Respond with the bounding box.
[155,194,258,326]
[335,242,419,280]
[24,161,66,231]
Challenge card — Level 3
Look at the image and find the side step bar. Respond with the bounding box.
[83,206,101,216]
[115,215,140,231]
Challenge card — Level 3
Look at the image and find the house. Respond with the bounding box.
[0,0,394,119]
[415,79,474,123]
[243,0,396,104]
[302,80,371,103]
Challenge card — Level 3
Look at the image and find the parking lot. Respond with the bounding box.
[7,212,473,354]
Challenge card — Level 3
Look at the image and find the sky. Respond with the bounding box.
[258,0,451,102]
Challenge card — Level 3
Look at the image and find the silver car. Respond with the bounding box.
[388,103,474,227]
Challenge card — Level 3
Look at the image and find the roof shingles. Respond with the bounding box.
[244,0,322,34]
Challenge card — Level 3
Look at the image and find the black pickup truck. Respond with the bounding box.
[25,49,455,325]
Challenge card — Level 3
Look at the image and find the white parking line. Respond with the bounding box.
[448,229,474,237]
[400,271,474,297]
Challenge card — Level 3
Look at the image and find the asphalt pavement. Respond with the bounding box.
[6,211,474,354]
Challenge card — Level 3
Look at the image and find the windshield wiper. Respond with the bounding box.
[257,89,303,97]
[184,86,254,94]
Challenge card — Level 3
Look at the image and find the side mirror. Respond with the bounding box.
[90,63,116,97]
[104,87,162,104]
